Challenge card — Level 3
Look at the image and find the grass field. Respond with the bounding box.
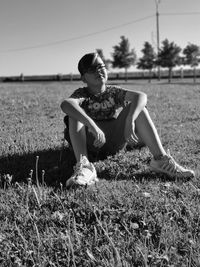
[0,80,200,266]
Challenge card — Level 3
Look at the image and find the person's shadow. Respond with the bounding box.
[0,143,175,188]
[0,144,120,187]
[0,146,76,187]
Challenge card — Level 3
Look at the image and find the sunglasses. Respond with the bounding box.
[85,64,106,74]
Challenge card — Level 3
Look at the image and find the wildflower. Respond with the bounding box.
[188,239,195,245]
[60,232,68,240]
[4,174,13,184]
[140,220,147,229]
[130,222,139,229]
[52,211,65,221]
[60,183,63,191]
[27,250,34,256]
[29,169,33,178]
[144,229,151,238]
[27,177,32,185]
[13,256,22,267]
[42,170,45,184]
[143,192,151,198]
[164,182,171,188]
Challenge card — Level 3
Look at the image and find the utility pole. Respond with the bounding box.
[155,0,161,80]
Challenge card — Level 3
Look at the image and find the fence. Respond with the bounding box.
[1,68,200,82]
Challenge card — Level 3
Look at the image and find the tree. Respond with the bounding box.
[137,42,156,82]
[111,36,137,81]
[157,39,181,83]
[183,43,200,83]
[96,49,111,70]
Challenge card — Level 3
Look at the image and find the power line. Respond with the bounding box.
[0,14,155,53]
[161,11,200,16]
[0,11,200,54]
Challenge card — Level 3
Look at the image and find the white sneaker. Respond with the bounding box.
[66,155,98,188]
[150,150,195,179]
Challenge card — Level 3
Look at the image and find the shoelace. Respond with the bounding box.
[73,159,93,179]
[162,151,182,174]
[73,162,84,178]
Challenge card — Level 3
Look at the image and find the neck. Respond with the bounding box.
[87,84,106,95]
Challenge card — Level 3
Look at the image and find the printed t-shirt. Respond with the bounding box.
[69,85,127,121]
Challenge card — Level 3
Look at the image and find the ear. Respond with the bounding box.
[81,74,87,83]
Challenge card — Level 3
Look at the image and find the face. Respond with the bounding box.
[82,56,108,87]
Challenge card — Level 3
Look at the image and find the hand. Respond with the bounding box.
[124,119,138,144]
[88,125,106,148]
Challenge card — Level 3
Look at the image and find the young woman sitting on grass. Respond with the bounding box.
[61,52,195,188]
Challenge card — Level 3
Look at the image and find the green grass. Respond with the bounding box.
[0,80,200,266]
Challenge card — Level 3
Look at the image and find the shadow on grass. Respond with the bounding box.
[97,161,175,183]
[0,145,175,187]
[0,147,76,186]
[0,146,118,186]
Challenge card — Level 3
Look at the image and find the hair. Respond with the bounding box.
[78,53,99,75]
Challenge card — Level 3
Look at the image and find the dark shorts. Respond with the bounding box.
[64,104,132,158]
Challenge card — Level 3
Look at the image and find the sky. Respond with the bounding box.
[0,0,200,76]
